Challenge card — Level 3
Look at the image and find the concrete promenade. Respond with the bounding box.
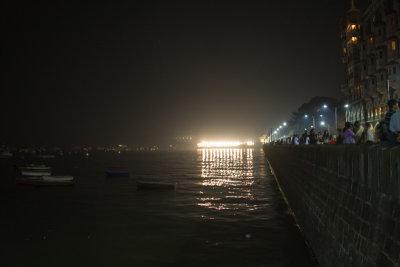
[263,144,400,267]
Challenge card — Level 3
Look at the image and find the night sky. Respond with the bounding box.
[3,0,369,146]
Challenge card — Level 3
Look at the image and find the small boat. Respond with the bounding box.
[36,155,56,159]
[16,178,75,186]
[106,171,129,177]
[136,181,177,190]
[42,176,74,182]
[0,151,13,158]
[21,170,52,176]
[18,164,51,171]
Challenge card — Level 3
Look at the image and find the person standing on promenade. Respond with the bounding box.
[342,122,355,144]
[354,121,364,144]
[384,99,399,144]
[309,128,317,144]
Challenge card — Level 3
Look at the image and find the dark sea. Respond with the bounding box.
[0,148,315,267]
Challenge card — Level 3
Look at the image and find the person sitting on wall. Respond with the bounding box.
[309,128,317,144]
[353,121,364,144]
[342,122,355,144]
[384,99,399,145]
[293,134,300,145]
[364,122,374,144]
[336,128,344,144]
[389,101,400,144]
[300,130,308,145]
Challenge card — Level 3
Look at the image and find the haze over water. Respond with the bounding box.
[1,148,314,266]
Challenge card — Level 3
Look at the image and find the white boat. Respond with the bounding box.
[42,176,74,182]
[19,164,51,171]
[21,170,52,176]
[0,151,13,158]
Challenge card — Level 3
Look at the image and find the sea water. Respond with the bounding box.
[0,148,315,266]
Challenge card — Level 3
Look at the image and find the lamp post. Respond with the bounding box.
[305,114,315,129]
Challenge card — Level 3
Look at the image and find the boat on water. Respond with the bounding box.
[0,151,13,158]
[18,164,51,171]
[21,170,52,176]
[16,177,75,186]
[36,155,56,159]
[136,181,177,190]
[106,171,129,177]
[42,176,74,182]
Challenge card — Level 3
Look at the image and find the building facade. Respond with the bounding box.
[340,0,400,125]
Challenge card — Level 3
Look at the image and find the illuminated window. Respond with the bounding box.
[375,108,378,116]
[378,107,382,114]
[352,37,358,42]
[351,24,357,30]
[344,47,347,54]
[392,41,396,51]
[370,36,374,43]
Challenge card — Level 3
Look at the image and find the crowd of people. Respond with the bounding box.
[273,99,400,146]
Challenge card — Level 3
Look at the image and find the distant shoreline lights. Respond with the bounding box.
[197,141,254,148]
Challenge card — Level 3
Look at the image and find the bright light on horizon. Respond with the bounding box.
[197,141,254,148]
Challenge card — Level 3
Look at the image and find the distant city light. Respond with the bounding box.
[320,114,323,117]
[197,141,254,148]
[305,114,308,118]
[283,122,287,126]
[344,104,349,108]
[279,126,282,128]
[320,121,325,126]
[323,104,328,108]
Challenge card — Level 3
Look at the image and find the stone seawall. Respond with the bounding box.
[263,144,400,267]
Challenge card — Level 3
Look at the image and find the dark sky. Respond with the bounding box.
[3,0,369,145]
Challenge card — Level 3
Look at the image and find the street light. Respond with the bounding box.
[323,104,328,109]
[304,114,315,129]
[283,122,287,126]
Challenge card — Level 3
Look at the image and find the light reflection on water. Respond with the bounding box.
[198,148,255,211]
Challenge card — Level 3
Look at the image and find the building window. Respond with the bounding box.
[379,107,382,115]
[394,67,397,74]
[343,47,347,54]
[351,37,358,43]
[351,24,356,30]
[370,36,374,44]
[392,40,396,51]
[381,74,384,80]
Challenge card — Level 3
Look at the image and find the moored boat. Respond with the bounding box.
[42,176,74,182]
[18,164,51,171]
[106,171,129,176]
[16,178,75,186]
[136,181,177,190]
[21,170,52,176]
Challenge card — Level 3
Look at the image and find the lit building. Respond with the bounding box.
[340,0,400,125]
